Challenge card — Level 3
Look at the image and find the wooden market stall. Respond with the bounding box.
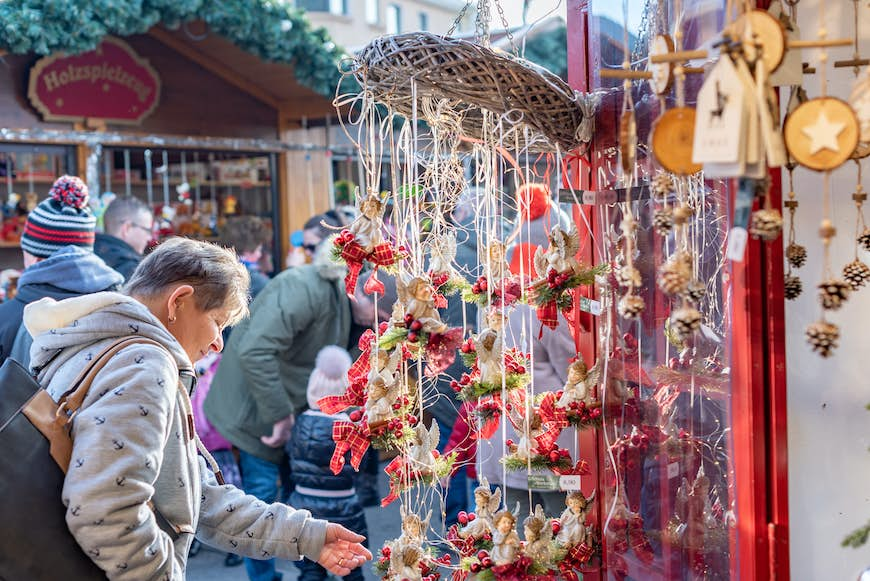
[0,6,343,273]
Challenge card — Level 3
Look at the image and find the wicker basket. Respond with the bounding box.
[352,32,592,153]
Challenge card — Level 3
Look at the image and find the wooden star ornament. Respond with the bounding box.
[785,97,859,171]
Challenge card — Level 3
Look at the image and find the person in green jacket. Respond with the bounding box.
[205,213,379,581]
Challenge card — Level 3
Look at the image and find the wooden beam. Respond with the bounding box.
[148,27,280,110]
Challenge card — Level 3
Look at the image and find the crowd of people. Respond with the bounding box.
[1,174,574,581]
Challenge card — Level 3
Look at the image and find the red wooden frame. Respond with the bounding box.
[565,0,790,578]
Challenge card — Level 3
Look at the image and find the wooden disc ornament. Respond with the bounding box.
[849,73,870,159]
[620,110,638,173]
[647,34,675,95]
[784,97,860,171]
[653,107,702,175]
[732,10,786,73]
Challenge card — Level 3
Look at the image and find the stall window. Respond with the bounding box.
[0,143,77,271]
[99,147,281,274]
[419,11,429,31]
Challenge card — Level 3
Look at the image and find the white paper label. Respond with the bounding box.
[726,227,749,262]
[579,297,602,315]
[559,475,583,491]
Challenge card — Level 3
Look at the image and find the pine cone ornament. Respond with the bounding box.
[785,243,807,268]
[616,265,642,289]
[652,173,674,199]
[784,275,803,300]
[749,209,783,241]
[805,321,840,358]
[817,279,851,311]
[843,259,870,290]
[670,307,702,342]
[684,280,706,303]
[618,294,646,319]
[858,228,870,252]
[657,252,692,296]
[653,208,675,235]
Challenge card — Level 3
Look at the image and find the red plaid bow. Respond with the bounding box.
[341,241,399,297]
[558,542,594,581]
[536,300,560,338]
[349,330,376,382]
[330,421,370,475]
[380,456,406,506]
[318,378,366,415]
[534,392,568,452]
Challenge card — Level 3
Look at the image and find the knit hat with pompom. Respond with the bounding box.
[307,345,353,410]
[516,183,551,222]
[21,175,96,258]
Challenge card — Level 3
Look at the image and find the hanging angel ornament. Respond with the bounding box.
[528,224,604,333]
[464,240,523,309]
[556,490,596,548]
[558,356,601,408]
[474,309,504,387]
[490,509,521,567]
[522,504,554,564]
[377,509,440,581]
[333,190,403,297]
[365,348,403,428]
[407,421,440,475]
[459,478,501,540]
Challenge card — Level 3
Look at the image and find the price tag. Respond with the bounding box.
[579,297,602,315]
[559,475,583,491]
[667,462,680,479]
[527,474,561,490]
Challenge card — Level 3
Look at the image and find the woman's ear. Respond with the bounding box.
[166,284,195,322]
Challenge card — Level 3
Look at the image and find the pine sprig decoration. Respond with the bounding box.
[843,521,870,549]
[503,453,572,472]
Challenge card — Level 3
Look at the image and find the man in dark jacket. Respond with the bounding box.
[0,176,124,366]
[94,194,153,281]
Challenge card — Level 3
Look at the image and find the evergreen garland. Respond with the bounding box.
[0,0,345,98]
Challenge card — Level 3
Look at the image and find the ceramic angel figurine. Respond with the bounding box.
[365,349,402,426]
[350,190,385,252]
[397,274,448,334]
[429,231,457,276]
[523,504,553,563]
[407,421,440,475]
[460,478,501,539]
[491,509,521,566]
[506,403,546,461]
[556,490,596,548]
[534,224,582,277]
[557,356,601,407]
[486,240,511,284]
[475,310,504,386]
[388,509,430,581]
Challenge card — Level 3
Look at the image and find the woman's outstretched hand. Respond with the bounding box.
[317,523,372,576]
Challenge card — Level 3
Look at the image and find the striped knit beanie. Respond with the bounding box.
[21,175,95,258]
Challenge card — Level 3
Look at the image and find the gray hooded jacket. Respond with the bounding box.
[26,292,327,580]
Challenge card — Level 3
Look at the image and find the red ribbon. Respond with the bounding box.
[330,421,371,475]
[340,241,398,297]
[318,330,375,414]
[348,330,375,382]
[536,300,559,338]
[536,392,569,452]
[380,456,406,506]
[558,542,594,581]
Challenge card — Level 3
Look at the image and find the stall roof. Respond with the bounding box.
[0,0,343,123]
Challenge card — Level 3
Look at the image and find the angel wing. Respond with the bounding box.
[585,359,603,391]
[396,273,412,305]
[430,232,457,270]
[564,224,581,256]
[505,402,524,432]
[488,487,502,514]
[533,246,548,278]
[427,421,440,452]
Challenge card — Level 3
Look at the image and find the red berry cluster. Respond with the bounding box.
[469,549,493,572]
[429,271,450,289]
[400,313,425,342]
[547,268,573,289]
[558,395,603,425]
[456,510,477,526]
[611,333,639,359]
[459,339,475,354]
[471,276,489,294]
[450,372,475,393]
[551,519,562,535]
[504,352,527,375]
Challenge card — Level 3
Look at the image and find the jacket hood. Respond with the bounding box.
[18,246,124,295]
[25,291,192,372]
[313,239,346,281]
